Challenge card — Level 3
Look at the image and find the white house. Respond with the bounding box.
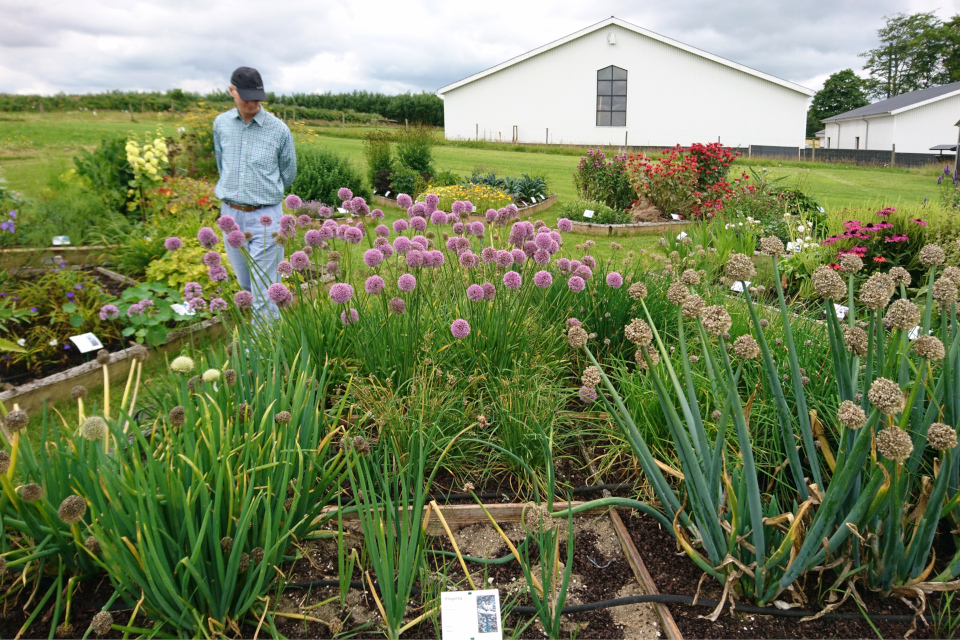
[437,17,814,148]
[821,81,960,154]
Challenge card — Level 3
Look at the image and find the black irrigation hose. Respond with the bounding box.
[426,534,533,565]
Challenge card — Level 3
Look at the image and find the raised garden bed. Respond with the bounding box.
[0,245,117,270]
[372,194,558,218]
[572,219,694,237]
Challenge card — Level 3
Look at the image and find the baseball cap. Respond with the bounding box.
[230,67,266,101]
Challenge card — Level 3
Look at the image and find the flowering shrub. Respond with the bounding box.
[574,148,637,211]
[423,183,511,214]
[125,126,170,219]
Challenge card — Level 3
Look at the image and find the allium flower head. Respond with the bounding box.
[277,261,293,277]
[932,278,958,307]
[362,248,384,268]
[482,282,496,300]
[534,249,551,265]
[169,406,186,427]
[202,368,221,383]
[329,283,354,304]
[682,294,705,319]
[197,227,219,249]
[397,193,413,208]
[885,298,921,330]
[299,214,313,226]
[217,215,238,232]
[20,483,42,502]
[388,297,406,315]
[557,218,573,232]
[284,194,303,209]
[430,210,446,225]
[503,271,522,290]
[890,266,911,287]
[494,249,514,267]
[918,244,945,267]
[81,416,108,441]
[579,385,598,403]
[375,224,390,238]
[868,377,904,415]
[838,401,867,430]
[450,318,471,339]
[164,237,182,251]
[459,251,479,269]
[876,426,913,461]
[234,290,254,310]
[606,272,623,288]
[701,305,733,337]
[582,255,596,269]
[534,270,553,288]
[941,266,960,287]
[624,318,652,346]
[341,308,359,325]
[467,284,485,301]
[812,266,846,301]
[839,253,863,274]
[666,280,687,305]
[725,253,756,282]
[680,269,700,286]
[337,187,353,201]
[398,273,417,292]
[481,246,496,263]
[733,335,760,359]
[913,335,945,361]
[58,495,87,524]
[567,325,589,349]
[567,276,585,292]
[227,230,246,248]
[759,236,785,257]
[927,422,958,450]
[582,365,602,387]
[267,283,293,307]
[202,251,221,267]
[170,356,195,374]
[71,385,88,400]
[365,275,385,295]
[628,282,647,300]
[844,326,868,357]
[859,273,895,310]
[511,249,526,264]
[288,251,309,271]
[411,216,427,232]
[99,304,119,321]
[90,611,114,637]
[635,346,660,370]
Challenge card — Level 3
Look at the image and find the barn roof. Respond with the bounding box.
[823,81,960,122]
[437,16,815,96]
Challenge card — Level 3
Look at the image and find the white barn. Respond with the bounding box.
[437,17,814,148]
[821,81,960,154]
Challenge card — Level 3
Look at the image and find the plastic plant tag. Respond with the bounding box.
[170,303,196,317]
[730,280,751,293]
[441,589,502,640]
[670,213,681,220]
[52,236,71,246]
[336,207,347,214]
[69,333,104,354]
[583,209,594,219]
[833,304,849,320]
[385,191,391,197]
[677,231,688,241]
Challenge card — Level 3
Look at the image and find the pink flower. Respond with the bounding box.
[208,265,229,281]
[533,270,553,288]
[557,218,573,233]
[290,251,310,271]
[363,248,384,268]
[197,227,219,249]
[210,297,228,312]
[495,250,514,267]
[203,251,221,267]
[337,187,353,201]
[534,249,550,265]
[406,249,424,268]
[304,229,323,247]
[410,216,427,232]
[568,276,585,292]
[371,208,384,220]
[329,283,354,304]
[365,275,385,295]
[184,282,203,300]
[467,284,485,301]
[234,290,254,310]
[482,282,496,300]
[397,194,413,208]
[164,237,182,251]
[267,284,293,307]
[398,274,417,292]
[341,308,359,325]
[217,215,238,232]
[579,386,597,403]
[259,214,273,227]
[503,271,522,290]
[375,224,390,237]
[389,297,406,315]
[277,261,293,277]
[284,194,303,209]
[606,272,623,288]
[298,214,312,226]
[99,304,119,320]
[450,318,470,339]
[227,230,246,248]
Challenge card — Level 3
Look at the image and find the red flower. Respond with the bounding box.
[873,256,887,263]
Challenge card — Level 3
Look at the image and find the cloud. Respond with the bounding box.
[0,0,957,96]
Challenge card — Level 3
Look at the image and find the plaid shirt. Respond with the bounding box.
[213,107,296,206]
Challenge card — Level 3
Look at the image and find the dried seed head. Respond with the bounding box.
[760,236,785,257]
[733,335,760,360]
[885,299,921,331]
[759,319,769,328]
[521,503,555,533]
[681,269,700,286]
[238,552,250,573]
[96,349,111,366]
[3,409,28,432]
[624,318,653,346]
[55,624,74,639]
[0,450,9,475]
[128,344,150,362]
[634,346,660,370]
[913,335,945,362]
[463,482,475,493]
[725,253,756,282]
[682,294,705,319]
[170,356,195,374]
[20,483,42,502]
[251,547,264,564]
[919,244,945,268]
[283,497,293,510]
[201,368,221,383]
[90,611,114,636]
[352,435,371,455]
[839,253,863,274]
[567,325,589,349]
[581,366,602,388]
[84,535,101,556]
[220,536,234,553]
[0,556,5,576]
[57,495,87,525]
[932,278,958,307]
[843,326,869,357]
[812,266,846,301]
[941,266,960,287]
[70,385,88,401]
[876,426,913,461]
[858,273,895,310]
[926,422,958,450]
[224,369,238,386]
[868,377,905,416]
[711,410,722,421]
[628,282,648,301]
[236,403,252,421]
[838,401,867,430]
[274,411,292,424]
[889,266,911,287]
[666,280,687,305]
[701,305,732,337]
[80,416,108,442]
[187,375,201,393]
[168,406,186,427]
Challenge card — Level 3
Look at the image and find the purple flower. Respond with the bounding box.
[127,301,144,316]
[482,282,496,300]
[568,276,585,292]
[430,210,446,226]
[450,318,471,339]
[485,209,498,223]
[459,251,479,269]
[66,292,75,298]
[452,201,468,215]
[398,273,417,292]
[503,271,522,290]
[410,216,427,232]
[298,214,313,226]
[371,208,384,220]
[290,251,310,271]
[606,272,623,288]
[259,214,273,227]
[363,248,384,268]
[406,249,424,268]
[279,214,297,230]
[319,206,332,218]
[534,270,553,288]
[99,304,119,320]
[304,229,323,247]
[343,227,363,243]
[234,290,254,310]
[351,197,369,216]
[582,255,596,269]
[380,243,394,259]
[184,282,203,300]
[425,193,440,209]
[389,297,406,315]
[277,261,294,277]
[481,246,496,263]
[467,284,485,301]
[511,249,526,265]
[557,258,571,273]
[210,297,228,312]
[330,283,354,304]
[375,224,390,237]
[393,219,409,233]
[453,222,464,235]
[337,187,353,201]
[217,215,238,232]
[410,202,426,217]
[576,265,593,280]
[284,194,303,209]
[567,317,581,327]
[534,249,551,265]
[267,283,293,307]
[397,194,413,208]
[365,275,385,295]
[535,234,552,251]
[341,308,359,325]
[227,230,246,248]
[430,250,445,266]
[579,386,597,403]
[209,265,229,282]
[557,218,573,233]
[394,236,412,254]
[198,227,219,249]
[203,251,221,267]
[164,237,182,251]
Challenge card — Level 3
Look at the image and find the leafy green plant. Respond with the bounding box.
[73,135,136,216]
[395,125,434,174]
[144,237,232,293]
[107,281,196,346]
[388,165,419,198]
[555,199,625,224]
[363,130,394,194]
[574,149,637,211]
[288,146,369,205]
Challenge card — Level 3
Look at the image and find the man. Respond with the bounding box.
[214,66,296,322]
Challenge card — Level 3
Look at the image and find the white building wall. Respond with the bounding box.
[442,24,809,148]
[891,94,960,153]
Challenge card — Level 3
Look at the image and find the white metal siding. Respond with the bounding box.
[892,94,960,154]
[442,24,808,147]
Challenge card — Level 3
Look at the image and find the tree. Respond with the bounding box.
[806,69,870,136]
[943,16,960,83]
[860,12,951,99]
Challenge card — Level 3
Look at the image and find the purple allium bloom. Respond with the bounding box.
[569,260,582,272]
[394,236,412,254]
[393,219,409,233]
[482,282,496,300]
[343,226,363,244]
[406,249,424,268]
[389,297,406,315]
[535,234,552,250]
[467,284,485,302]
[203,251,221,267]
[445,237,459,252]
[511,249,527,264]
[419,250,435,267]
[534,270,553,288]
[576,265,593,280]
[184,281,203,300]
[279,214,297,229]
[481,246,496,263]
[365,275,385,295]
[472,221,485,237]
[582,255,597,269]
[298,214,313,226]
[285,194,303,209]
[259,214,273,226]
[268,283,293,308]
[188,297,207,311]
[579,386,597,403]
[557,218,573,233]
[568,276,586,292]
[495,250,514,267]
[326,261,340,276]
[277,261,294,277]
[227,230,246,248]
[523,241,538,257]
[210,297,228,312]
[410,202,426,217]
[318,226,334,240]
[371,208,384,220]
[341,308,359,325]
[452,222,464,235]
[397,194,413,208]
[338,187,353,201]
[234,290,254,310]
[363,248,384,268]
[450,318,471,339]
[99,304,119,321]
[459,251,479,269]
[304,229,323,247]
[503,271,522,290]
[209,265,229,282]
[198,227,219,249]
[431,250,445,266]
[446,213,459,224]
[329,282,354,304]
[127,301,144,316]
[424,193,440,208]
[398,273,417,292]
[290,251,310,271]
[567,317,581,327]
[430,210,446,226]
[380,243,394,258]
[485,209,498,223]
[351,197,369,216]
[557,258,571,273]
[217,215,238,232]
[319,206,332,218]
[534,249,551,265]
[412,234,429,248]
[410,216,427,232]
[606,272,623,288]
[375,224,390,237]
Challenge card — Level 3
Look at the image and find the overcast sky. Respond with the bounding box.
[1,0,958,97]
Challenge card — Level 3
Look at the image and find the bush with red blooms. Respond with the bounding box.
[627,143,741,219]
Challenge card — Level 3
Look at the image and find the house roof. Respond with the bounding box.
[823,81,960,122]
[437,16,815,96]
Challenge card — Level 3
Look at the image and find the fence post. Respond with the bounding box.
[891,143,896,167]
[476,124,478,141]
[625,131,628,147]
[38,102,44,116]
[748,144,752,159]
[405,118,408,131]
[546,128,549,144]
[129,103,134,121]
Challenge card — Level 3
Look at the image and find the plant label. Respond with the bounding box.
[906,326,931,341]
[441,589,502,640]
[69,333,103,354]
[730,280,750,293]
[170,304,196,317]
[583,210,595,219]
[670,214,681,220]
[372,189,377,194]
[52,235,71,246]
[337,207,347,214]
[385,191,391,197]
[677,231,688,241]
[833,304,849,320]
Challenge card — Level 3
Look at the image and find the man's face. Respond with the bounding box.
[229,86,261,120]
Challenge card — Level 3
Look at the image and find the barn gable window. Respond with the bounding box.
[596,66,627,127]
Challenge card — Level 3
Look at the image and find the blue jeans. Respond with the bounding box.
[221,203,284,324]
